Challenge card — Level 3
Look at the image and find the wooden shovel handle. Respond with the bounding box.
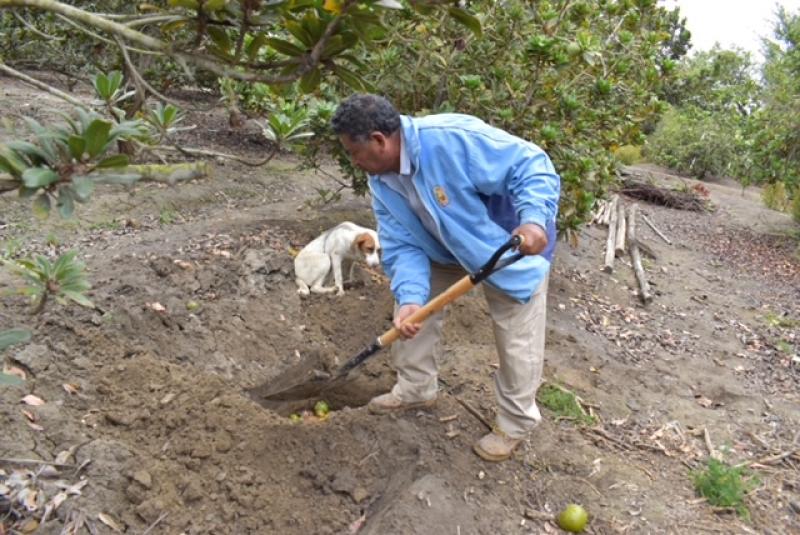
[377,275,475,347]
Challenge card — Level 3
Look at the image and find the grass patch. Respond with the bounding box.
[158,205,181,225]
[692,458,759,519]
[536,383,596,425]
[88,219,122,231]
[763,310,798,329]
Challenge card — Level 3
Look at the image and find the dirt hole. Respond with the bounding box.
[247,349,388,416]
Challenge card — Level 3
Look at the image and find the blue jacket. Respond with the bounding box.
[369,114,560,306]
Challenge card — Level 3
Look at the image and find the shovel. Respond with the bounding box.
[261,235,526,401]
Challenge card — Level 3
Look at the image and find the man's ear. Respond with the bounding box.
[371,131,387,148]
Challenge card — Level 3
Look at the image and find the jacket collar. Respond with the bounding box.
[399,115,420,174]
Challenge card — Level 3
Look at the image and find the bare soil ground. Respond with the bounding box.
[1,76,799,534]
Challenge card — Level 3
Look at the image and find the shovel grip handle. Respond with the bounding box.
[378,275,474,347]
[377,234,525,348]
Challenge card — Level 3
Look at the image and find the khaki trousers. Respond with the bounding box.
[390,264,549,439]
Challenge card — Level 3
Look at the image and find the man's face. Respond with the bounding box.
[339,133,395,175]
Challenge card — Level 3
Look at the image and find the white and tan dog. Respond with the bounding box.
[294,222,381,296]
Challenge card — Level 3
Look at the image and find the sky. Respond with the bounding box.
[659,0,800,60]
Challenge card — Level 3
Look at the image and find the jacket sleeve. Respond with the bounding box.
[372,192,432,306]
[467,132,561,230]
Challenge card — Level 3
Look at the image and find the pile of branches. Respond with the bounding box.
[620,178,710,212]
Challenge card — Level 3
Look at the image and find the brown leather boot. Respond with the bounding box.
[473,429,522,462]
[367,392,436,415]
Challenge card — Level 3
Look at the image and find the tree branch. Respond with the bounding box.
[153,144,280,167]
[12,10,64,40]
[0,61,88,109]
[114,35,183,108]
[55,13,163,56]
[0,0,167,50]
[0,0,354,84]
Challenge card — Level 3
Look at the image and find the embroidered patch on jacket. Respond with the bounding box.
[433,186,449,207]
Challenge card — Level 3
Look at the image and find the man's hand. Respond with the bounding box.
[394,303,422,339]
[512,223,548,256]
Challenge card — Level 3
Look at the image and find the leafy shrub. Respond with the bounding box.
[692,458,759,519]
[615,145,643,166]
[761,182,789,212]
[360,0,687,235]
[644,107,742,179]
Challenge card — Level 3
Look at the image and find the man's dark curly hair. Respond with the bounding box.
[331,94,401,142]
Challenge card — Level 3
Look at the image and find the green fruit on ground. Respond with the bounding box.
[557,504,588,533]
[186,300,200,311]
[289,413,302,423]
[314,400,330,417]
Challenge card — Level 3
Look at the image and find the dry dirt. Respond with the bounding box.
[1,76,799,534]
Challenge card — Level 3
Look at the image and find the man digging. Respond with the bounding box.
[332,94,560,462]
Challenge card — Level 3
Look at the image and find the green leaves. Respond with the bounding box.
[22,167,59,189]
[447,7,482,37]
[0,329,29,386]
[266,37,306,57]
[0,329,31,352]
[261,103,314,145]
[92,71,124,102]
[84,119,113,158]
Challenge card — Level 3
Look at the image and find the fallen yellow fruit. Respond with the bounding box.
[557,503,588,533]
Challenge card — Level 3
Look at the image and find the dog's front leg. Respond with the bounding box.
[330,254,345,296]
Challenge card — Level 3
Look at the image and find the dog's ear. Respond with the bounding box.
[355,232,376,253]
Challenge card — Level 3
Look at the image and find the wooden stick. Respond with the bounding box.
[142,512,168,535]
[451,394,493,431]
[601,194,618,226]
[614,197,627,256]
[603,197,618,273]
[592,200,608,225]
[627,204,652,304]
[641,213,672,245]
[735,449,799,469]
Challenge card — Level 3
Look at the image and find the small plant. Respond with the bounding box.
[45,232,61,247]
[92,70,135,120]
[159,205,180,225]
[3,250,93,314]
[143,102,188,144]
[692,458,759,519]
[537,383,596,425]
[308,187,343,207]
[761,182,789,212]
[0,329,30,386]
[261,102,315,149]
